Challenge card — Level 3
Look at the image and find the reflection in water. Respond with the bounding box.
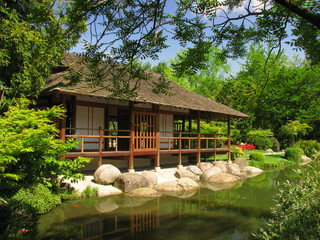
[37,168,299,240]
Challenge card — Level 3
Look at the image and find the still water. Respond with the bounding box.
[37,168,300,240]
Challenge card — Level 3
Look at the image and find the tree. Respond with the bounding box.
[0,0,87,111]
[216,45,320,142]
[80,0,320,85]
[281,120,313,146]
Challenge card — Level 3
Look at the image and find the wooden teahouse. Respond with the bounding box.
[39,53,249,172]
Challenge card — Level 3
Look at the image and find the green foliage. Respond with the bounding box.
[285,147,304,162]
[270,137,280,152]
[0,0,87,111]
[217,46,320,144]
[295,140,320,158]
[247,129,273,150]
[11,183,61,214]
[281,120,313,146]
[0,100,90,194]
[249,152,266,162]
[0,198,38,239]
[252,164,320,239]
[230,146,244,160]
[81,186,99,198]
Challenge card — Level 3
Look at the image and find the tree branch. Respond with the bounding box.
[274,0,320,28]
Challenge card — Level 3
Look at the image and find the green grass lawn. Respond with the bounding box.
[213,149,293,169]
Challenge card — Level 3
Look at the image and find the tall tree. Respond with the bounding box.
[217,45,320,141]
[0,0,87,110]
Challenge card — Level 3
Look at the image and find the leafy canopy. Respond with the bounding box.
[0,0,87,111]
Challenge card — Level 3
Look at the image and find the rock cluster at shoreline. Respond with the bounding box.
[63,160,263,198]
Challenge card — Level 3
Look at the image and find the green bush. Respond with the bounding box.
[11,183,61,214]
[230,146,244,160]
[270,137,280,152]
[285,147,304,162]
[249,152,266,162]
[295,140,320,158]
[0,99,90,195]
[253,137,273,150]
[252,164,320,239]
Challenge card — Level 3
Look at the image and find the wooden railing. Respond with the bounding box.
[60,128,230,154]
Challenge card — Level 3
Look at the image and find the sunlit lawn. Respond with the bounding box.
[213,149,292,169]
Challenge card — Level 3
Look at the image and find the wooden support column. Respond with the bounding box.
[98,127,103,167]
[61,95,67,129]
[129,102,135,172]
[155,105,161,172]
[227,117,231,162]
[197,111,201,165]
[178,132,182,168]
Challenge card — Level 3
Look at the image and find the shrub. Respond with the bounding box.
[252,164,320,239]
[295,140,320,158]
[270,137,280,152]
[11,183,61,214]
[230,146,244,160]
[253,137,273,150]
[0,99,90,195]
[285,147,304,162]
[249,152,266,162]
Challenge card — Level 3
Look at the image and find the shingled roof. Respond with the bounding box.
[44,53,249,119]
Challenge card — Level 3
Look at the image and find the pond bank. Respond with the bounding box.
[63,161,263,198]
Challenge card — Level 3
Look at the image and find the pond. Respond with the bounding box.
[37,167,301,240]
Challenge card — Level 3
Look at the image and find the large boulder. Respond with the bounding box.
[186,165,202,175]
[200,167,222,181]
[213,161,228,173]
[155,178,199,192]
[207,173,240,184]
[114,173,149,192]
[234,158,248,170]
[198,162,213,172]
[174,169,199,182]
[94,164,121,185]
[226,163,241,175]
[126,188,162,198]
[141,171,158,188]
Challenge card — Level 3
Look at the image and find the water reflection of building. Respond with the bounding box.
[80,196,203,240]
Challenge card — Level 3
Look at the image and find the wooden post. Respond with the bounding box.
[60,127,66,141]
[155,105,161,172]
[98,127,103,167]
[129,102,135,172]
[197,111,201,165]
[214,133,217,162]
[178,132,182,167]
[227,117,231,162]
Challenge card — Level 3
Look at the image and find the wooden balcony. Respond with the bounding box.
[60,128,231,169]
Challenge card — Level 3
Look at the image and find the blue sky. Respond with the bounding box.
[71,0,304,74]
